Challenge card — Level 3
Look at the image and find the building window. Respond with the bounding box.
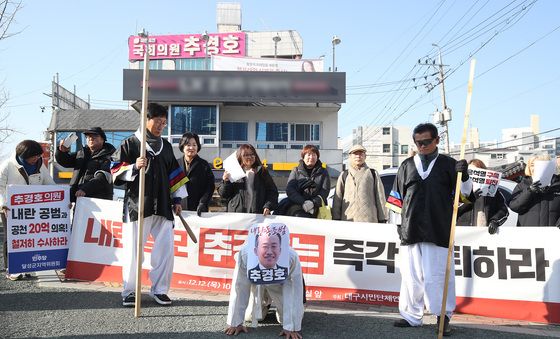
[383,165,391,169]
[256,122,288,142]
[383,144,391,153]
[138,60,164,70]
[290,123,320,142]
[401,145,408,155]
[175,58,207,70]
[382,127,391,135]
[221,122,248,141]
[170,105,217,136]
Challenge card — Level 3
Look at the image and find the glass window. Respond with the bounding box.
[138,60,163,70]
[221,122,248,141]
[383,144,391,153]
[105,131,134,148]
[290,123,320,142]
[171,105,217,136]
[256,122,288,142]
[175,58,207,70]
[290,145,304,149]
[222,143,233,149]
[401,145,408,155]
[382,127,391,135]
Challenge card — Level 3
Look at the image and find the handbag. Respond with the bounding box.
[317,196,332,220]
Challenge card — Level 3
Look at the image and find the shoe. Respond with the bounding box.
[393,319,413,327]
[122,292,135,307]
[153,294,172,306]
[437,316,452,336]
[6,273,23,281]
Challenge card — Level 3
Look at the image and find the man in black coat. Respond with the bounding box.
[55,127,115,202]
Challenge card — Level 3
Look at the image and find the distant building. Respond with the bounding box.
[351,125,412,171]
[122,2,345,189]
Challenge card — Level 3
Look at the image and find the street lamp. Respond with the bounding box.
[273,34,281,59]
[201,31,209,70]
[332,35,341,72]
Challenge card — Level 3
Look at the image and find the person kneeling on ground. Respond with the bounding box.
[225,225,303,339]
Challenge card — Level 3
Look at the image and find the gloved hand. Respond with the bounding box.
[529,180,542,194]
[473,188,483,200]
[488,221,499,235]
[455,159,469,182]
[302,200,314,213]
[196,203,208,217]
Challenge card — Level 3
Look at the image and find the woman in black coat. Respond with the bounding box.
[283,145,330,218]
[218,144,278,215]
[509,155,560,227]
[177,132,215,216]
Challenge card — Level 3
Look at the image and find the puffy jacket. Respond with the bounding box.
[55,143,116,202]
[218,165,278,213]
[284,160,330,216]
[0,155,55,207]
[509,175,560,226]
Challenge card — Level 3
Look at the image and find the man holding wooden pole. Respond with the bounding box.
[111,103,188,308]
[386,122,472,336]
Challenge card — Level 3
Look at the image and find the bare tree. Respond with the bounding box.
[0,0,23,40]
[0,0,23,155]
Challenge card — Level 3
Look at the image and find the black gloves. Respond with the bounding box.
[473,188,483,200]
[196,203,208,217]
[529,180,542,194]
[488,221,499,235]
[455,159,469,182]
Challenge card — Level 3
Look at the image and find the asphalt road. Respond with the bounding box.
[1,249,558,338]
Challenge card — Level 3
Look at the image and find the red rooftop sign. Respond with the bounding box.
[128,32,246,61]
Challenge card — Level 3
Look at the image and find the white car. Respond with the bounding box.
[378,167,519,227]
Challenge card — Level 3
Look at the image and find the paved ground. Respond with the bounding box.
[1,267,558,338]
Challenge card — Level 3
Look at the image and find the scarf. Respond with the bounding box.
[418,149,439,171]
[17,156,39,176]
[146,129,162,155]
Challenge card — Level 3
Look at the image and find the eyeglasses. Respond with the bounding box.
[242,153,256,158]
[414,138,435,147]
[151,118,168,126]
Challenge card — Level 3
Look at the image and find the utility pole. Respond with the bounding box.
[419,44,452,154]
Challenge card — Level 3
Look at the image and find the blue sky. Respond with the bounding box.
[1,0,559,157]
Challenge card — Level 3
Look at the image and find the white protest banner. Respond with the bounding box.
[223,151,245,182]
[6,185,71,273]
[66,199,560,324]
[212,55,324,72]
[468,167,501,197]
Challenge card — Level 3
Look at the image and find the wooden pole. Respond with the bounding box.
[438,59,476,339]
[134,31,150,318]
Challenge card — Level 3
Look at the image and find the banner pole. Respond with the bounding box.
[438,59,476,339]
[134,29,150,318]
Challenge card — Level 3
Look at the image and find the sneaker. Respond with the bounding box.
[6,273,23,281]
[153,294,172,306]
[393,319,414,327]
[437,316,452,336]
[122,292,135,307]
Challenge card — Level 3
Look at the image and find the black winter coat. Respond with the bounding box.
[509,175,560,226]
[177,155,215,211]
[55,143,116,202]
[218,166,278,214]
[285,160,330,213]
[457,191,509,227]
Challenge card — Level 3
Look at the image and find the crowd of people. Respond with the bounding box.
[1,104,559,337]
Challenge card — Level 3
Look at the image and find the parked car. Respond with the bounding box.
[378,167,519,227]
